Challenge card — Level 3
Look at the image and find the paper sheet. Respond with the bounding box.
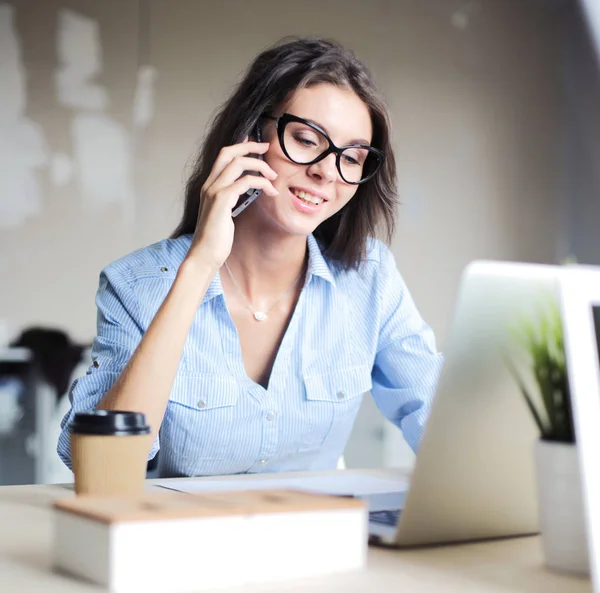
[157,473,408,499]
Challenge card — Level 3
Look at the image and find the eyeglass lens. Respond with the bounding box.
[282,120,377,183]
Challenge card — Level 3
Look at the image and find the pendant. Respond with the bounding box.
[253,311,268,322]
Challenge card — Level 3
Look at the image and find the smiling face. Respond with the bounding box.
[250,83,373,237]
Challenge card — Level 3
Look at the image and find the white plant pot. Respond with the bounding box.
[534,439,589,575]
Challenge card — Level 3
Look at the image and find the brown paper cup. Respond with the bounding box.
[71,433,153,497]
[69,410,152,497]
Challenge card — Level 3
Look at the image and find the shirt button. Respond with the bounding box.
[337,391,346,400]
[198,399,207,409]
[160,266,168,272]
[266,411,275,421]
[259,459,267,465]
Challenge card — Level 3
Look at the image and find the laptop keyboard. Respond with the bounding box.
[369,509,401,527]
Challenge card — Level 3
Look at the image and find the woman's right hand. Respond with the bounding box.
[187,140,279,270]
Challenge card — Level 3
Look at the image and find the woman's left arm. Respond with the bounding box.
[371,248,444,453]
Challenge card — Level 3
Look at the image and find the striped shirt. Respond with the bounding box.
[57,234,443,477]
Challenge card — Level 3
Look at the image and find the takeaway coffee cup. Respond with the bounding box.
[70,410,152,497]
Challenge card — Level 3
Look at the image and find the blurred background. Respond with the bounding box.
[1,0,599,485]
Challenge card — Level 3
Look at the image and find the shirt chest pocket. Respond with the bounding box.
[164,373,239,463]
[298,365,372,453]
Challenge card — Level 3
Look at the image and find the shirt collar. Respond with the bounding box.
[306,233,336,286]
[202,271,224,304]
[197,233,336,306]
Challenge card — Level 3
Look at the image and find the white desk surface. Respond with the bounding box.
[0,468,592,593]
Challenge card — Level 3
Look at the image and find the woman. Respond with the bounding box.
[58,37,443,477]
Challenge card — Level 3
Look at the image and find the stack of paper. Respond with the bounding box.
[158,472,408,512]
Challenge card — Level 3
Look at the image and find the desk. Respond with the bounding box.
[0,468,592,593]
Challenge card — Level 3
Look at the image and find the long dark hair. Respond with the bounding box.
[172,37,398,270]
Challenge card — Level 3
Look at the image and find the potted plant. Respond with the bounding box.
[507,298,589,575]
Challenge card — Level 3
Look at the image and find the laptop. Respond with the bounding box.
[560,265,600,590]
[368,260,566,547]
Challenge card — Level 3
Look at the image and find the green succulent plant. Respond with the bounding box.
[506,297,575,443]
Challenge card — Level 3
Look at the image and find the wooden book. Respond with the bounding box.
[53,488,367,593]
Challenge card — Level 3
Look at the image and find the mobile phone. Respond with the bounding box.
[231,123,264,218]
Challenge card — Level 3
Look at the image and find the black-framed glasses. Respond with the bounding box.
[262,113,384,185]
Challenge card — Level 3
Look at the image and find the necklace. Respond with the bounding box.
[224,260,304,322]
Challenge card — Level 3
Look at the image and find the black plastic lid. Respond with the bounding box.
[70,410,151,436]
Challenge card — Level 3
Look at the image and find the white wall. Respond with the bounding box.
[564,1,600,266]
[0,0,570,469]
[0,0,141,344]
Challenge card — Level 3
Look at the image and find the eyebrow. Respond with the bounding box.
[304,116,372,147]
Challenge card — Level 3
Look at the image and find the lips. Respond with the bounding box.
[290,187,325,205]
[289,187,327,214]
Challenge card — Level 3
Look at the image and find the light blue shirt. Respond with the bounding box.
[58,234,443,477]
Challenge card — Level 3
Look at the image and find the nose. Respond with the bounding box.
[306,153,337,184]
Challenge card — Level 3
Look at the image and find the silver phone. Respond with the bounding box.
[232,123,264,218]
